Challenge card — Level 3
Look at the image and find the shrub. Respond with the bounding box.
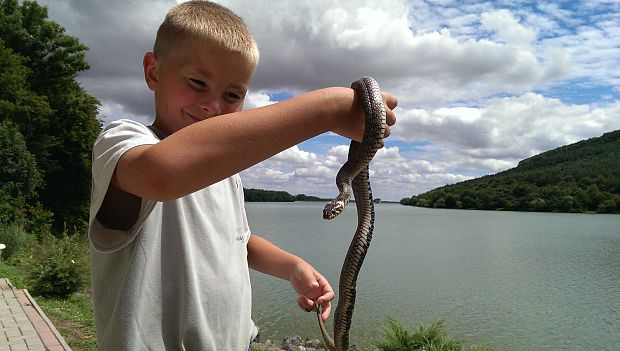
[28,233,90,298]
[0,223,33,260]
[376,318,494,351]
[24,203,54,239]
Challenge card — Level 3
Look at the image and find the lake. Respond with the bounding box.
[246,202,620,351]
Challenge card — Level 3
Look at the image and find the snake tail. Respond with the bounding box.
[315,304,336,351]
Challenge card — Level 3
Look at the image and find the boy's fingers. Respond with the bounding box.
[301,279,320,297]
[297,295,314,311]
[315,300,332,322]
[321,302,332,321]
[381,92,397,137]
[383,92,398,110]
[383,125,391,139]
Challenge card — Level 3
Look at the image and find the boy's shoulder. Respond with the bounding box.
[96,119,154,141]
[93,119,158,159]
[101,118,148,133]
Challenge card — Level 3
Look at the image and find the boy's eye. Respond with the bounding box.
[226,91,242,100]
[189,78,206,88]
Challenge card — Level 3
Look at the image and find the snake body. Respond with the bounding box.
[316,76,386,351]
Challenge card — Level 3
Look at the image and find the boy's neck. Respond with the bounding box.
[148,124,169,140]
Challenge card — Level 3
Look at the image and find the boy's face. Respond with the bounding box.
[144,39,255,135]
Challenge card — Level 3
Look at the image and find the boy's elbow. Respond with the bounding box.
[143,168,220,201]
[129,150,184,202]
[118,146,220,201]
[140,171,179,202]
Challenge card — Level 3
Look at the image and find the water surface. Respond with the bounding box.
[247,202,620,350]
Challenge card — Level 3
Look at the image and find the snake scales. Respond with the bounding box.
[314,76,386,351]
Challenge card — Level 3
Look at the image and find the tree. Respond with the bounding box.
[0,120,41,225]
[0,0,101,232]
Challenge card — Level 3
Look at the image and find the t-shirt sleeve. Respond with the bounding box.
[89,119,159,252]
[235,174,252,240]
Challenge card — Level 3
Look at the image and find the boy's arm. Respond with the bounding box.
[112,88,397,201]
[247,234,334,321]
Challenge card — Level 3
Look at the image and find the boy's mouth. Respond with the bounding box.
[186,112,204,123]
[186,109,218,123]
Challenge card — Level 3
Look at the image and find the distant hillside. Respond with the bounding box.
[401,130,620,214]
[243,188,325,202]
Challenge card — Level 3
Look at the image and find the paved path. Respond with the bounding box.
[0,279,71,351]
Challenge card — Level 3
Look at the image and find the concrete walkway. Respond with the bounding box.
[0,279,71,351]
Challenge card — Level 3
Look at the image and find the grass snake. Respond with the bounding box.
[314,76,386,351]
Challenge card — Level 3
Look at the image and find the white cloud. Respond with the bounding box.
[217,0,567,106]
[393,94,620,175]
[37,0,619,200]
[44,0,613,112]
[481,10,537,46]
[271,146,320,168]
[244,90,276,110]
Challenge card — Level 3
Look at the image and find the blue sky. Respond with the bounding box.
[43,0,620,200]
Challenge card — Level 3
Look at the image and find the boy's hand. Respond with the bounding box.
[289,261,334,322]
[328,87,398,143]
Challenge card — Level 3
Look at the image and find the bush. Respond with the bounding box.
[23,203,54,239]
[28,233,90,298]
[0,223,33,260]
[376,318,493,351]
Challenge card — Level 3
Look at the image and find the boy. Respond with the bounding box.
[89,1,397,350]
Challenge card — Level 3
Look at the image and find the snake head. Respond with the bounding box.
[323,200,346,220]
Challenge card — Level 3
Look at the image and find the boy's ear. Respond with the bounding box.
[143,52,159,91]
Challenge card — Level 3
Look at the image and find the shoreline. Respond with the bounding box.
[250,335,327,351]
[250,335,378,351]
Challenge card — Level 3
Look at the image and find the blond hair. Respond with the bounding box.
[154,1,259,66]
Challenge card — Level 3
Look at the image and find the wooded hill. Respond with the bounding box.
[243,188,325,202]
[400,130,620,214]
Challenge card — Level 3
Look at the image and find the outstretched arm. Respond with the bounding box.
[247,234,334,322]
[112,88,397,201]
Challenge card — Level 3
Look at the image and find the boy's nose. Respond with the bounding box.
[198,92,222,118]
[199,96,221,117]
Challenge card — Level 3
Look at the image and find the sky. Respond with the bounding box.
[41,0,620,201]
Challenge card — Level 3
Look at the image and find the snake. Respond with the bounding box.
[314,76,386,351]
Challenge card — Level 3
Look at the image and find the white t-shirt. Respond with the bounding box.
[89,119,257,350]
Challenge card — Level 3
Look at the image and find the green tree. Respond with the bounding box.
[0,0,101,232]
[581,184,602,211]
[243,188,295,202]
[0,120,41,225]
[434,197,446,208]
[444,193,457,208]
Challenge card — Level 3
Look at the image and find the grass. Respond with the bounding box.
[36,293,96,350]
[0,259,27,287]
[0,260,97,351]
[376,318,494,351]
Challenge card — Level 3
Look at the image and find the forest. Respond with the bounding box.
[400,130,620,214]
[243,188,325,202]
